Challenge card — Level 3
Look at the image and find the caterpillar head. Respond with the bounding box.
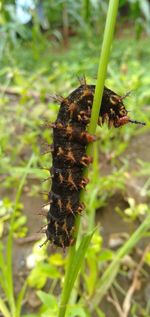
[100,88,145,128]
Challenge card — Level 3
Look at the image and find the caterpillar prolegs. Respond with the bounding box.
[44,81,145,248]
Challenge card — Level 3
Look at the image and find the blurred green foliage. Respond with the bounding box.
[0,1,150,316]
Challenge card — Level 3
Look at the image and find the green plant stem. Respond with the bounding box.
[58,1,119,317]
[87,0,119,147]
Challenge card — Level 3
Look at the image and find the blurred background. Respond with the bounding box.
[0,1,150,316]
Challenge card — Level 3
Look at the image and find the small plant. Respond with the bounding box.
[0,155,35,317]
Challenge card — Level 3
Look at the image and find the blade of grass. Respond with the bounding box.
[91,211,150,310]
[58,1,119,317]
[0,298,11,317]
[16,281,27,317]
[69,230,96,289]
[59,230,95,317]
[1,167,44,178]
[0,244,10,298]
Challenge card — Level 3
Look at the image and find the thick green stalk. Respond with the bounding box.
[58,1,119,317]
[87,0,119,146]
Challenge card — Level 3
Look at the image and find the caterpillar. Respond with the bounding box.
[44,80,145,249]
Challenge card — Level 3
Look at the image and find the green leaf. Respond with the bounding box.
[48,253,65,266]
[58,229,95,317]
[28,263,60,288]
[0,297,11,317]
[40,310,57,317]
[37,290,57,310]
[66,305,87,317]
[16,281,27,317]
[98,249,114,262]
[13,215,27,231]
[68,230,95,295]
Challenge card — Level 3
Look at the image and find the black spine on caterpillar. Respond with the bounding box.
[45,83,145,248]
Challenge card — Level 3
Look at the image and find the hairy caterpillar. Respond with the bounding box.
[44,80,145,248]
